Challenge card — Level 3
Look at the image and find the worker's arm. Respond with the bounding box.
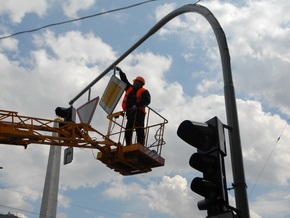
[137,90,151,108]
[116,67,131,89]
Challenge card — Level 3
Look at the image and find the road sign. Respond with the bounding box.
[64,147,73,165]
[77,96,99,124]
[100,75,126,114]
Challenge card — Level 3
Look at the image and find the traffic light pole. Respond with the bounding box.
[69,4,250,217]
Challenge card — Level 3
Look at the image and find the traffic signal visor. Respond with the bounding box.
[189,153,217,175]
[177,120,216,151]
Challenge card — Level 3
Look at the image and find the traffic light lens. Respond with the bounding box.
[177,120,215,151]
[189,153,217,175]
[191,177,218,200]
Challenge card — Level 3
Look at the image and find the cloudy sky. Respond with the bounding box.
[1,0,290,217]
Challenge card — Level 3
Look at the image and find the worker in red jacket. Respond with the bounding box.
[116,67,151,146]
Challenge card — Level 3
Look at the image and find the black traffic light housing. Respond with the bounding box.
[55,106,76,122]
[55,106,76,165]
[177,117,229,217]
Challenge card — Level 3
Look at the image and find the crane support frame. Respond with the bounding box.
[0,107,168,176]
[0,109,115,150]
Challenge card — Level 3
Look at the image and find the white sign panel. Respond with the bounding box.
[100,75,126,114]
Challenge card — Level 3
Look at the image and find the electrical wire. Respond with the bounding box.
[0,204,40,217]
[0,0,157,40]
[249,119,289,198]
[0,186,120,217]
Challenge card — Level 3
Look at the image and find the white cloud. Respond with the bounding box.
[0,188,33,214]
[0,37,18,52]
[104,175,204,218]
[60,0,96,18]
[103,177,142,199]
[143,175,197,217]
[0,0,48,23]
[237,99,290,185]
[251,190,290,218]
[32,30,117,67]
[57,212,68,218]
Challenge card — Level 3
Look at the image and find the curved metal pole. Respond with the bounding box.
[69,4,250,217]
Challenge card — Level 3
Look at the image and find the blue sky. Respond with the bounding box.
[1,0,290,217]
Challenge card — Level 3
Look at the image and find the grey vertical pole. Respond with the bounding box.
[202,8,250,218]
[39,122,61,218]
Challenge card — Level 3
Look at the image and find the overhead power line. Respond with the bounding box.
[249,118,289,198]
[0,186,120,217]
[0,204,41,217]
[0,0,157,40]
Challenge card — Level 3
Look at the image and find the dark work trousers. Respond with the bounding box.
[125,109,146,145]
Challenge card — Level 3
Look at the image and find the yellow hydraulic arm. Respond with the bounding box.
[0,109,115,150]
[0,108,168,176]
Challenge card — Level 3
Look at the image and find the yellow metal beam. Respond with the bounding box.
[0,109,115,150]
[0,107,167,175]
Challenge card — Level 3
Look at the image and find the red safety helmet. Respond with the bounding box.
[134,76,145,85]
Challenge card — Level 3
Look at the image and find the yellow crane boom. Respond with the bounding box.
[0,109,115,150]
[0,108,168,175]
